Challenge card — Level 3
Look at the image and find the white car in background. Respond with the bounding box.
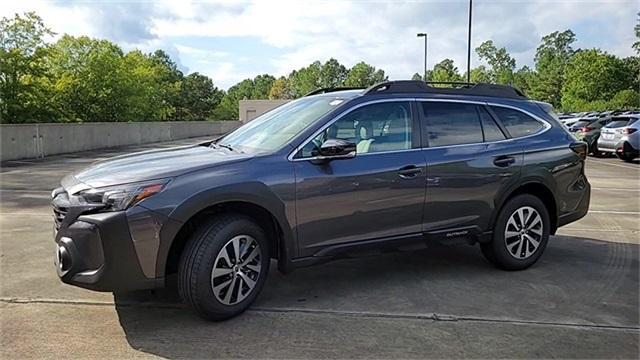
[597,115,640,162]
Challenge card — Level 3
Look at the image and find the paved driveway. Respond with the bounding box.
[1,139,638,359]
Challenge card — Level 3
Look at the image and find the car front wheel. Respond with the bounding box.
[178,214,270,321]
[481,194,550,270]
[589,139,603,157]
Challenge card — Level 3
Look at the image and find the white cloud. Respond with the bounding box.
[2,0,637,89]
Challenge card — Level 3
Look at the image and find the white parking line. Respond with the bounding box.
[0,189,52,193]
[588,210,640,215]
[588,159,639,170]
[559,228,638,232]
[591,188,640,192]
[0,213,50,216]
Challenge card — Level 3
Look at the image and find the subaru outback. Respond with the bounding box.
[52,81,591,320]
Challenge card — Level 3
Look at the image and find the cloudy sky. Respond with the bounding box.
[2,0,637,89]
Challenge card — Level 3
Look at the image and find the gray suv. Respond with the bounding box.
[52,81,591,320]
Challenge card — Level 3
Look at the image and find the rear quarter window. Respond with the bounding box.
[491,106,545,138]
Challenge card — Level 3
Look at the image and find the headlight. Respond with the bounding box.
[76,179,171,211]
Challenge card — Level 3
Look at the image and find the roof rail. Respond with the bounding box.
[363,80,527,99]
[304,86,365,97]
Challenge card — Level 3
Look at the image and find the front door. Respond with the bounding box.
[292,101,426,257]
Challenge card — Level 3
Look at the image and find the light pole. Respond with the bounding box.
[417,33,427,81]
[466,0,473,83]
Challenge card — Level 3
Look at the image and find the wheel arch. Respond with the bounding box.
[156,184,296,278]
[493,180,558,235]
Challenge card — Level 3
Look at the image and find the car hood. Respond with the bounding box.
[62,144,252,192]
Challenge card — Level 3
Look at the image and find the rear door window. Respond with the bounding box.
[421,102,483,147]
[491,106,545,138]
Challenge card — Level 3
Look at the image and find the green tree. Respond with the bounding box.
[215,79,253,120]
[149,49,183,119]
[621,56,640,91]
[288,61,322,97]
[410,72,422,81]
[175,72,222,120]
[609,89,640,109]
[561,49,632,111]
[320,58,347,87]
[429,59,463,85]
[343,61,387,87]
[465,65,492,83]
[251,74,275,99]
[268,76,291,99]
[529,30,576,108]
[47,35,131,122]
[475,40,516,84]
[122,50,177,121]
[215,74,275,120]
[513,66,535,94]
[0,12,55,123]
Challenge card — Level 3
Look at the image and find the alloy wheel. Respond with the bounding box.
[211,235,262,305]
[504,206,543,260]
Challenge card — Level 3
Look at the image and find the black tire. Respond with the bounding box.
[178,214,270,321]
[589,139,603,157]
[616,152,637,162]
[481,194,550,270]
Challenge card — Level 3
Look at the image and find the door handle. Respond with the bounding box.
[493,156,516,167]
[397,165,422,178]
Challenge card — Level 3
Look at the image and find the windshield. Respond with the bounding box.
[218,97,348,153]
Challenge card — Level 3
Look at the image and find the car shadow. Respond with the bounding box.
[114,235,639,359]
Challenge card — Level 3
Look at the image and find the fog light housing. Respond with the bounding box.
[56,240,73,273]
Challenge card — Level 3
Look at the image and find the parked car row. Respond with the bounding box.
[557,110,639,162]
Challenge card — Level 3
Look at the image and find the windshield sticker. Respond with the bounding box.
[329,99,344,106]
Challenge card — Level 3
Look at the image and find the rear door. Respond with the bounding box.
[419,101,523,240]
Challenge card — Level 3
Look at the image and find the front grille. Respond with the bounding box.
[52,190,70,231]
[53,206,67,230]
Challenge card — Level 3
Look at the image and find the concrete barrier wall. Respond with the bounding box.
[0,121,241,161]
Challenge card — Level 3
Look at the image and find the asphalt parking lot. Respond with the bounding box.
[1,138,638,359]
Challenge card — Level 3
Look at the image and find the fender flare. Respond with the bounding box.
[490,174,558,233]
[154,182,296,277]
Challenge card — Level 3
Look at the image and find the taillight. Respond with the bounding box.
[570,142,588,160]
[581,126,593,133]
[622,128,637,135]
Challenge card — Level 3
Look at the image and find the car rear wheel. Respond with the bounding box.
[481,194,550,270]
[616,151,637,162]
[178,214,270,321]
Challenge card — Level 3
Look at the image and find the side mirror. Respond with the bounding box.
[315,139,356,160]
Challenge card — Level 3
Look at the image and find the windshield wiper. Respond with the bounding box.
[218,143,238,152]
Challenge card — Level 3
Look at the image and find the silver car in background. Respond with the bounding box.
[597,115,640,162]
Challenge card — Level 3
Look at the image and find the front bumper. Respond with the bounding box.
[54,211,163,291]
